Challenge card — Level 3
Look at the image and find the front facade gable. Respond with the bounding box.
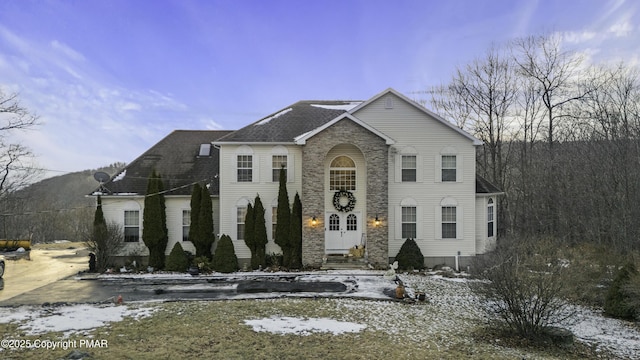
[294,112,395,145]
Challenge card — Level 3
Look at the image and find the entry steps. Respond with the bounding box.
[320,254,369,270]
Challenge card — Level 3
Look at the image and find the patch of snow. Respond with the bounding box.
[112,169,126,182]
[255,108,292,125]
[244,316,366,336]
[567,305,640,358]
[310,102,362,111]
[0,304,157,338]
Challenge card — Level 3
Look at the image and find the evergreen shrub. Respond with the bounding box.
[165,242,189,272]
[395,238,425,270]
[212,234,238,273]
[604,262,638,319]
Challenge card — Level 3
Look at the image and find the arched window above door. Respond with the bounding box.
[330,155,356,191]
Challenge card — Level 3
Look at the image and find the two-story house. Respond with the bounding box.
[95,88,501,269]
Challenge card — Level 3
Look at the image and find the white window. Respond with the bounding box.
[237,207,247,240]
[442,155,456,182]
[402,155,416,182]
[402,206,417,239]
[124,210,140,242]
[487,198,494,238]
[272,155,287,182]
[237,155,252,182]
[330,156,356,191]
[182,210,190,242]
[442,206,457,239]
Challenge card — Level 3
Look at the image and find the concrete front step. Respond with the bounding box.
[320,255,369,270]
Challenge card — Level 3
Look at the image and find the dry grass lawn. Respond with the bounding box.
[1,297,608,360]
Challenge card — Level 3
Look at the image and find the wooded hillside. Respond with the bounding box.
[0,163,124,243]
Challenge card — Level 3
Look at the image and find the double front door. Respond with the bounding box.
[325,211,361,253]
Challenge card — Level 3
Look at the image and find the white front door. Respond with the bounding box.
[325,212,361,253]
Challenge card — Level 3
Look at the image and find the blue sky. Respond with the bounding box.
[0,0,637,178]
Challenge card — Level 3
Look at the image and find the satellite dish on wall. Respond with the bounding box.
[94,171,110,183]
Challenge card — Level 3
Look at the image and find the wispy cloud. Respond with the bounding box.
[0,25,221,177]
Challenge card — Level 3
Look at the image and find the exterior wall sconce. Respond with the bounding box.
[311,216,317,226]
[374,215,381,226]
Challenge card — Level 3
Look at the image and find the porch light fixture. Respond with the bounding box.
[311,216,317,226]
[374,215,381,226]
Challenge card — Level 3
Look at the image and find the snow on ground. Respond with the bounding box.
[0,304,156,338]
[244,317,366,336]
[4,271,640,358]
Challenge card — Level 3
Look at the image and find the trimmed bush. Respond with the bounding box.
[604,262,638,319]
[165,242,189,272]
[212,234,238,273]
[395,238,424,270]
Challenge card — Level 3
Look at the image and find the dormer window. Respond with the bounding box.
[199,144,211,157]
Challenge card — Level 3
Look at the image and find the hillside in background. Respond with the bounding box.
[25,162,126,209]
[0,163,125,242]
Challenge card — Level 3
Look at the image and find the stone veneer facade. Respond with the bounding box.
[301,119,389,268]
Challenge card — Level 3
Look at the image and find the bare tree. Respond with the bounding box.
[0,89,41,240]
[511,34,592,235]
[85,221,124,272]
[472,237,576,338]
[428,45,519,235]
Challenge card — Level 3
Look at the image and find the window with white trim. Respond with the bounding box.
[182,210,190,242]
[237,207,247,240]
[272,206,277,240]
[237,155,252,182]
[272,155,287,182]
[442,206,457,239]
[402,155,416,182]
[330,156,356,191]
[124,210,140,242]
[487,198,494,237]
[402,206,417,239]
[441,155,456,182]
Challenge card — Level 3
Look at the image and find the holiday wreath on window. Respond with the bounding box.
[333,190,356,212]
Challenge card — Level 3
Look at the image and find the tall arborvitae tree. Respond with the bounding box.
[289,192,303,269]
[196,185,215,259]
[274,166,291,266]
[253,195,268,269]
[91,195,108,271]
[188,183,202,248]
[143,170,168,269]
[243,203,256,267]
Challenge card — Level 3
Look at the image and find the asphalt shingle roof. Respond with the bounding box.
[476,174,503,194]
[97,130,232,196]
[215,100,363,143]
